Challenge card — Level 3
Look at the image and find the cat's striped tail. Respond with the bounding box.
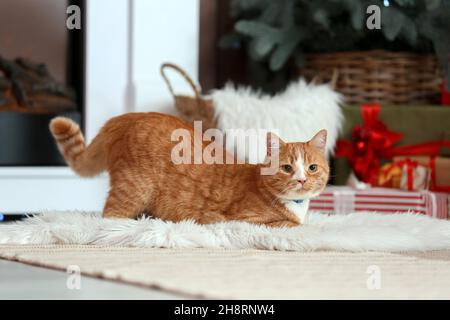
[49,117,106,177]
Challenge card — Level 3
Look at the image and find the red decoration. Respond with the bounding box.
[335,104,450,186]
[442,81,450,106]
[383,159,422,191]
[429,156,450,192]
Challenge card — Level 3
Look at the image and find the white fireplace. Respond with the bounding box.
[0,0,199,213]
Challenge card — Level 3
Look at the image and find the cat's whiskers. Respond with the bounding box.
[267,185,289,209]
[271,184,296,208]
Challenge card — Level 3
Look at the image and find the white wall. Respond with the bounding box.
[132,0,200,114]
[85,0,199,140]
[85,0,129,141]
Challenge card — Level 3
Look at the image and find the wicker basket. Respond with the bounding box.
[297,50,443,105]
[161,63,216,129]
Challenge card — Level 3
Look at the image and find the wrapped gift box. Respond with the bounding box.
[332,105,450,185]
[393,156,450,191]
[310,186,449,219]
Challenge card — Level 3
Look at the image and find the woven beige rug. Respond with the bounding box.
[1,245,450,299]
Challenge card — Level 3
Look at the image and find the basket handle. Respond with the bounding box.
[309,69,338,89]
[330,68,339,90]
[160,63,202,99]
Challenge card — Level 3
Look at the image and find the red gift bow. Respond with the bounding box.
[335,104,450,186]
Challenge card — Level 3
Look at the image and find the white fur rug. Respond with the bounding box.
[1,211,450,252]
[211,79,342,161]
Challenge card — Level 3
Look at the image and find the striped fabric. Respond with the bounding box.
[310,187,449,219]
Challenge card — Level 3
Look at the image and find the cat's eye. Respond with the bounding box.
[308,164,318,172]
[281,164,293,173]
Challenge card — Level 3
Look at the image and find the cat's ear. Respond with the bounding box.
[309,129,327,153]
[266,132,285,157]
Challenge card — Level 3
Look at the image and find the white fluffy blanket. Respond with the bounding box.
[1,212,450,252]
[211,79,342,161]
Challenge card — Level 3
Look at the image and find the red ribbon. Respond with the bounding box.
[336,104,450,186]
[429,156,450,192]
[442,80,450,106]
[396,159,419,191]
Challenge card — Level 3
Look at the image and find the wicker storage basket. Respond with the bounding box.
[297,50,443,105]
[161,63,216,129]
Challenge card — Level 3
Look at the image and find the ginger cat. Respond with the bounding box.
[50,113,329,227]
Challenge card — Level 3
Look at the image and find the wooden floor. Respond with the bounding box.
[0,259,185,300]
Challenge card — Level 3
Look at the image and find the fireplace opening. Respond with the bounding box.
[0,0,85,166]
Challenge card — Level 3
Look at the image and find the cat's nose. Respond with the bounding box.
[297,178,307,185]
